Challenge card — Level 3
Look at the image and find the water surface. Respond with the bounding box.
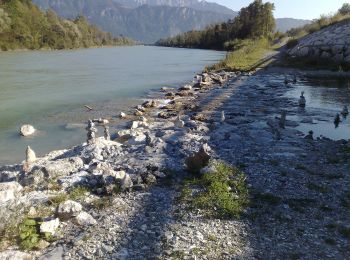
[285,77,350,140]
[0,46,225,165]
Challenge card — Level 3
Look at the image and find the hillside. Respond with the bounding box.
[32,0,235,43]
[0,0,133,51]
[276,18,310,32]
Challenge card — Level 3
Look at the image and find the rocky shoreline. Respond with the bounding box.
[1,66,350,259]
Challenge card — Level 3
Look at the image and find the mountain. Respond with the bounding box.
[113,0,235,15]
[275,18,311,32]
[32,0,236,43]
[0,0,133,51]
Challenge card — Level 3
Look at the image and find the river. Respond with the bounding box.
[0,46,225,165]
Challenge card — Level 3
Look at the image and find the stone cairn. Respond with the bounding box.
[305,130,314,140]
[25,146,36,164]
[23,146,36,172]
[145,132,153,147]
[341,105,349,117]
[293,75,297,84]
[299,91,306,107]
[334,114,341,128]
[86,120,98,144]
[104,125,110,141]
[279,111,287,129]
[221,111,226,123]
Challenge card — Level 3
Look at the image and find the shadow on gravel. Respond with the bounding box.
[116,187,175,259]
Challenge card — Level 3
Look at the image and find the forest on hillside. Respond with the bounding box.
[156,0,275,50]
[0,0,134,51]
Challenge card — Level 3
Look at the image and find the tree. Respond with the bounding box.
[338,3,350,15]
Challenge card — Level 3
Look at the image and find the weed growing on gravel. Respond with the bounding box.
[180,161,249,219]
[170,250,186,259]
[48,193,68,206]
[69,186,90,201]
[90,197,112,210]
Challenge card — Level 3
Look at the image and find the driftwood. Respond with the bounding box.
[84,105,93,111]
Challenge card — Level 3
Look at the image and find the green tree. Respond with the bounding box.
[339,3,350,15]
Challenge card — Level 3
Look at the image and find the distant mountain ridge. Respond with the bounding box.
[276,18,311,32]
[33,0,236,43]
[32,0,310,43]
[112,0,235,15]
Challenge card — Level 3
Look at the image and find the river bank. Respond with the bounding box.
[1,63,350,259]
[0,46,225,165]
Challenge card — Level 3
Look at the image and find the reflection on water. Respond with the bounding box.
[285,77,350,140]
[0,46,225,165]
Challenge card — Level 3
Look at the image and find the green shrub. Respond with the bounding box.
[286,38,298,49]
[19,218,40,250]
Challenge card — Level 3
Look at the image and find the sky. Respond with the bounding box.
[213,0,350,20]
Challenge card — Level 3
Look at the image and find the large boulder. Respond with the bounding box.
[0,182,23,204]
[57,200,82,221]
[20,125,36,137]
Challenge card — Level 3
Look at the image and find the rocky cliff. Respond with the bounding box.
[287,20,350,65]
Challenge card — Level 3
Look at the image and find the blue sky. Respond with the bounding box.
[214,0,349,19]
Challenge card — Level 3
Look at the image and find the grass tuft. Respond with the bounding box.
[179,161,249,219]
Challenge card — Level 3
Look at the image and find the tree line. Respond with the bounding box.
[156,0,275,50]
[0,0,134,51]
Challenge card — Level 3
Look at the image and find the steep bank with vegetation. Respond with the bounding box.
[283,3,350,70]
[0,0,134,51]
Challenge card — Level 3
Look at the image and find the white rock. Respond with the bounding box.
[119,112,127,118]
[131,121,139,129]
[0,182,23,204]
[121,174,133,190]
[181,84,192,91]
[0,250,33,260]
[113,170,126,180]
[174,119,185,128]
[57,200,82,220]
[73,211,97,226]
[26,146,36,163]
[40,218,60,235]
[20,124,36,137]
[128,132,146,145]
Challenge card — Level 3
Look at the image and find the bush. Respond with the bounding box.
[286,38,299,49]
